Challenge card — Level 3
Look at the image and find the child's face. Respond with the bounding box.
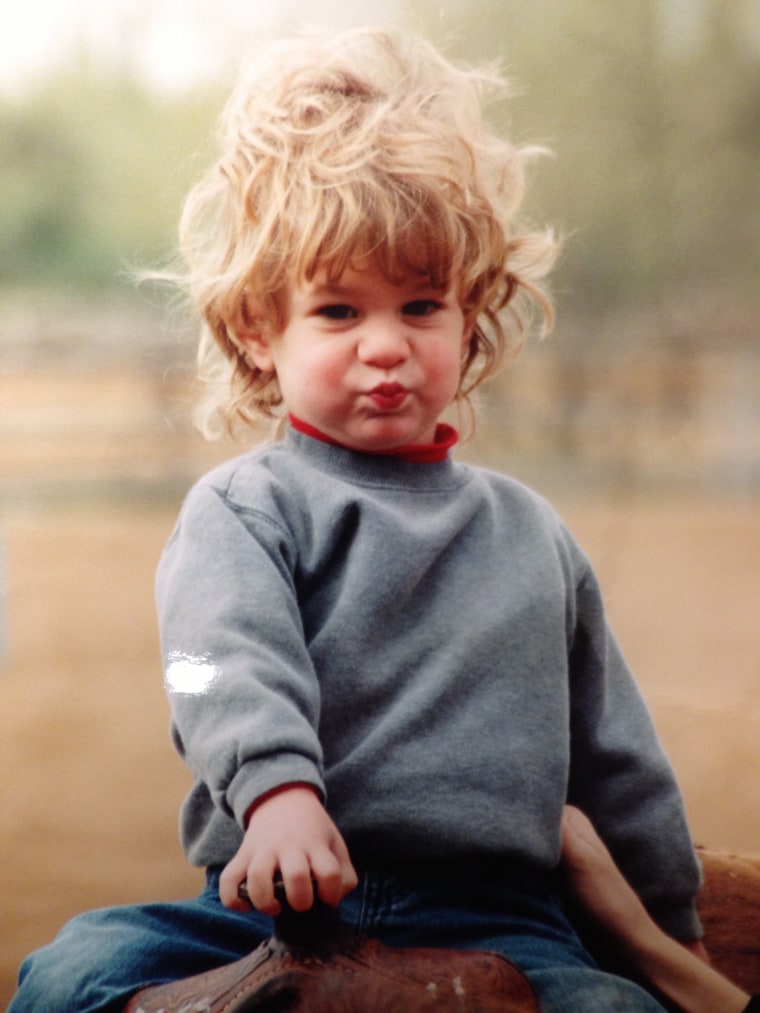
[242,260,472,453]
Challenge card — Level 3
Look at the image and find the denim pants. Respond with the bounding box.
[10,860,667,1013]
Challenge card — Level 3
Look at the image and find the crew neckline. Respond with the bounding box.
[288,415,459,463]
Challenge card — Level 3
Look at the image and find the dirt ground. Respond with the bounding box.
[1,494,759,1006]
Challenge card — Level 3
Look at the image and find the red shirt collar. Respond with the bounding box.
[289,415,458,463]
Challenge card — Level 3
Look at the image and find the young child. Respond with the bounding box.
[11,28,705,1013]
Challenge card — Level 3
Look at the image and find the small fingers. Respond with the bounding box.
[278,853,317,912]
[243,853,285,915]
[272,846,357,913]
[278,844,357,911]
[328,831,359,899]
[221,839,357,916]
[220,858,257,912]
[220,849,282,915]
[308,849,346,907]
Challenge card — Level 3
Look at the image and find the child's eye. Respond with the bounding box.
[316,304,357,321]
[403,299,442,317]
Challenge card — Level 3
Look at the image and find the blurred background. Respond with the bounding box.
[1,0,758,1003]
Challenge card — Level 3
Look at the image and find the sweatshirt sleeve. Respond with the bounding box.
[565,563,703,942]
[155,478,325,833]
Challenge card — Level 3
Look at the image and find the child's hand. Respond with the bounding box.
[219,784,358,915]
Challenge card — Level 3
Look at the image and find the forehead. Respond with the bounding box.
[302,261,443,295]
[299,251,458,295]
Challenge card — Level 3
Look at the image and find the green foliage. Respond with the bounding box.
[402,0,760,314]
[0,70,220,293]
[1,0,758,317]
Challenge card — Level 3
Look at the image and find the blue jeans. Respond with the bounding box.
[10,860,666,1013]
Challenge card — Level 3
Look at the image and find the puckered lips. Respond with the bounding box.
[366,382,408,411]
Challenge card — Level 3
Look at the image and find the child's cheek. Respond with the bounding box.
[316,351,353,388]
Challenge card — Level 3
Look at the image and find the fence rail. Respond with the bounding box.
[2,350,760,502]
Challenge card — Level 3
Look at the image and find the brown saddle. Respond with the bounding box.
[123,879,539,1012]
[123,849,760,1011]
[698,847,760,995]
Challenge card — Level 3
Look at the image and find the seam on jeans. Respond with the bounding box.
[356,870,396,935]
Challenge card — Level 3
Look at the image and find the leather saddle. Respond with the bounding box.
[123,878,539,1012]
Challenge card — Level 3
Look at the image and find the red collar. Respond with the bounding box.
[289,415,458,463]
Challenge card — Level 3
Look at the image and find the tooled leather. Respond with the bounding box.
[123,936,539,1011]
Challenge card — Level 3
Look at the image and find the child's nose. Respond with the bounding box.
[357,320,411,367]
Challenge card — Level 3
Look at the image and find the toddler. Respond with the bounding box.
[11,29,704,1013]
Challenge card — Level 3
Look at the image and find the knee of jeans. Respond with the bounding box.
[527,967,666,1013]
[10,914,127,1013]
[10,949,86,1013]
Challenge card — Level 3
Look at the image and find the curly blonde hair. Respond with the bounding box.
[177,28,557,439]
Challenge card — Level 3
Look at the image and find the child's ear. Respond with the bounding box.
[238,329,275,373]
[232,300,276,372]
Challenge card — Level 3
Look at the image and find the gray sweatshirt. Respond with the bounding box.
[156,427,701,940]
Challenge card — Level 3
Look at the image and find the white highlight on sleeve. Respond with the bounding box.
[164,651,221,695]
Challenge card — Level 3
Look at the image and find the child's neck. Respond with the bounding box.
[289,415,458,463]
